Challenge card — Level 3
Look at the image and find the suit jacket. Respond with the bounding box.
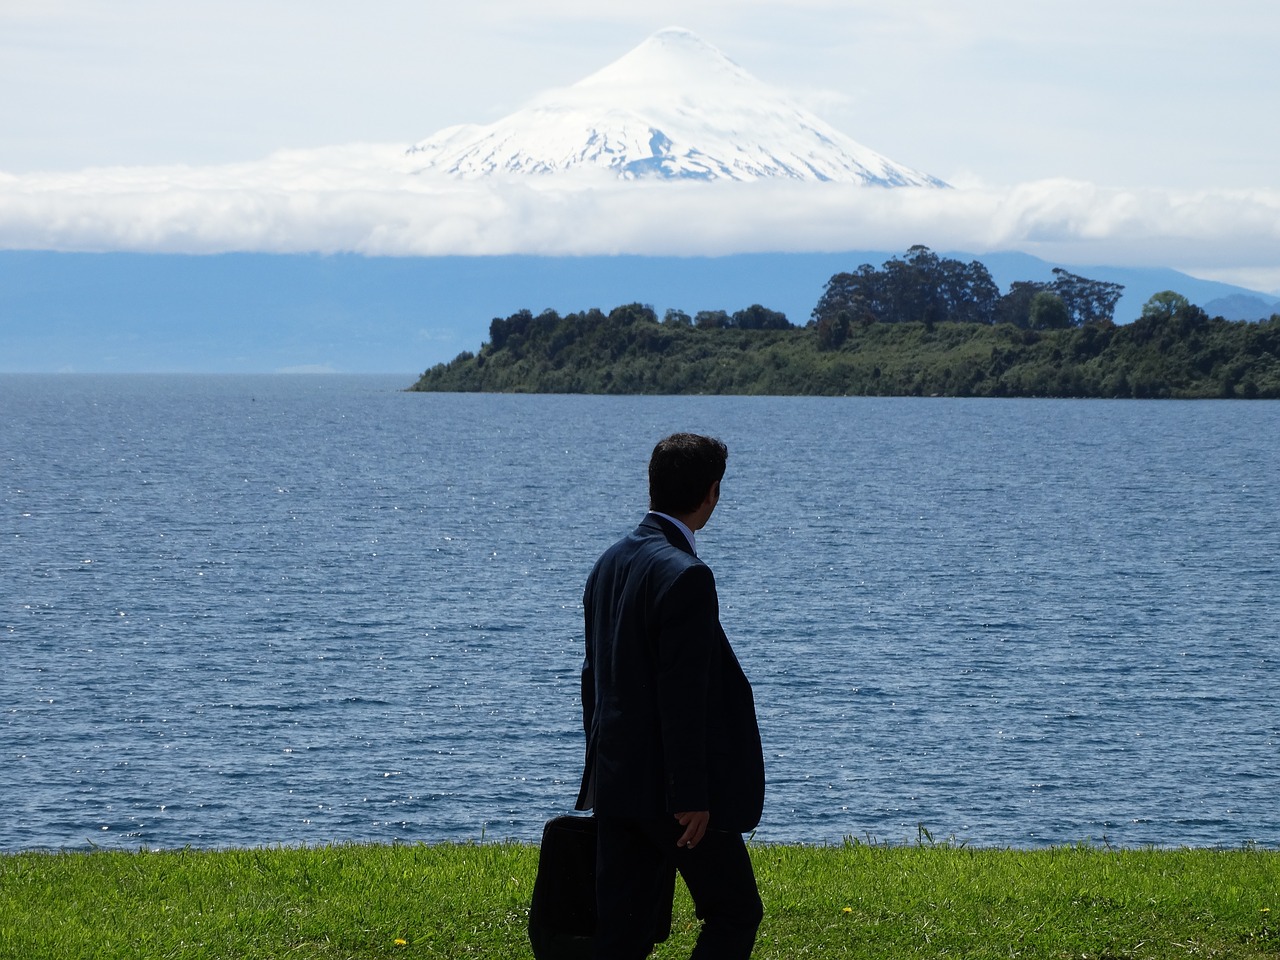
[575,514,765,833]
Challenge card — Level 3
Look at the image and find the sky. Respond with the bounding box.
[2,0,1279,292]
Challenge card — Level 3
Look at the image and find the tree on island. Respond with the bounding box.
[812,248,1126,331]
[811,245,1002,329]
[1028,291,1070,330]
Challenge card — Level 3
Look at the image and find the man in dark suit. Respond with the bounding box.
[577,433,765,960]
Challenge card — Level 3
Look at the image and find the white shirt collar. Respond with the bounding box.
[649,511,696,555]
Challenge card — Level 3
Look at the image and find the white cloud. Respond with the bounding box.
[2,149,1278,295]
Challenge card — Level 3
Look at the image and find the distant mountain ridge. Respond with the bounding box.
[407,28,946,186]
[2,250,1274,374]
[1202,293,1280,322]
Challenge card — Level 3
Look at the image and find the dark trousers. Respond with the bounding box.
[594,815,762,960]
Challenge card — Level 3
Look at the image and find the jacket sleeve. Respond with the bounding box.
[580,598,595,736]
[575,583,598,811]
[654,563,720,813]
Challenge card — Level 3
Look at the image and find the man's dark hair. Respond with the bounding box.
[648,433,728,515]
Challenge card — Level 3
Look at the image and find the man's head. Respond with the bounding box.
[648,433,728,521]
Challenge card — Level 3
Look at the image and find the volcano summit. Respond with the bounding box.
[407,28,946,187]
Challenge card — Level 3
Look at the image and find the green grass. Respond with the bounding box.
[1,841,1276,959]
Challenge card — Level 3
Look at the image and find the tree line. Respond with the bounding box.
[811,245,1125,341]
[410,248,1280,399]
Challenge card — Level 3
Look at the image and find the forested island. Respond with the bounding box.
[411,247,1280,398]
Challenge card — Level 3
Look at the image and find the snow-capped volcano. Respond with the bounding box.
[407,28,946,187]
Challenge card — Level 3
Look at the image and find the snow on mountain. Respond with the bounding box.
[407,28,947,187]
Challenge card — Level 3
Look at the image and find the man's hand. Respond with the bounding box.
[674,810,710,849]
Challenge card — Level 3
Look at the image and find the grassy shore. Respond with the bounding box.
[1,840,1275,959]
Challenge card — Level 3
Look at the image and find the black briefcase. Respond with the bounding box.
[528,815,598,960]
[528,815,675,960]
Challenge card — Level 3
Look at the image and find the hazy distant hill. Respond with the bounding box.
[1202,293,1280,321]
[1,250,1273,374]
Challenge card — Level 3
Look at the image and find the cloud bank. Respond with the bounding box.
[3,145,1279,291]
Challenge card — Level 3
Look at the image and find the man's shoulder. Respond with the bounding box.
[589,519,703,579]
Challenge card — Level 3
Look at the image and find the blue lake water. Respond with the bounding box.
[2,374,1277,851]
